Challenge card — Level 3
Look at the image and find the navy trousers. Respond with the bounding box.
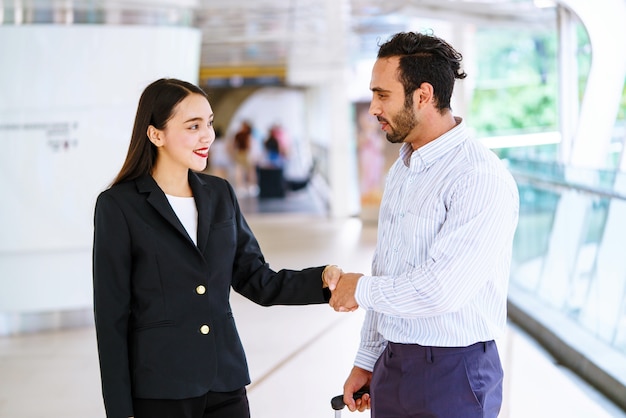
[370,341,503,418]
[133,387,250,418]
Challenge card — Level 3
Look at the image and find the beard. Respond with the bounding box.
[378,98,417,144]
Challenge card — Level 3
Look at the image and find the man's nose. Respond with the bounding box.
[369,100,380,116]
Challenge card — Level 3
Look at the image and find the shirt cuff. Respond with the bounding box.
[355,275,374,310]
[354,348,379,372]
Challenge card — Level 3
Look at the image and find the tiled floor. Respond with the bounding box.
[1,191,625,417]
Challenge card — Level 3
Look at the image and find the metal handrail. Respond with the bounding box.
[510,169,626,201]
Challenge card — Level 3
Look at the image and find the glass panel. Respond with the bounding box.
[509,159,626,356]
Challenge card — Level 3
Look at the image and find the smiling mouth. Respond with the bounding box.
[194,148,209,158]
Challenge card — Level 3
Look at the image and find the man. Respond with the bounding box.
[329,32,519,417]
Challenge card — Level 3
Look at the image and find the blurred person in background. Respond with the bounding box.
[207,126,232,180]
[231,120,258,196]
[261,125,286,168]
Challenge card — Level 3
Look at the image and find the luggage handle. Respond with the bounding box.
[330,388,369,411]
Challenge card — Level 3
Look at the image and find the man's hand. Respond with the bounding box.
[322,265,343,290]
[330,272,362,312]
[344,366,372,412]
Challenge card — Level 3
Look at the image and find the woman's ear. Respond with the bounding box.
[147,125,162,147]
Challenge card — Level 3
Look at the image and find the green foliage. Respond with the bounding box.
[466,24,626,140]
[469,27,560,137]
[465,24,626,162]
[470,83,558,137]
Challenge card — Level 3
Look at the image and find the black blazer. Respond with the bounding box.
[92,171,329,418]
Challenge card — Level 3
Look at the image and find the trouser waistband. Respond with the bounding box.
[387,340,493,363]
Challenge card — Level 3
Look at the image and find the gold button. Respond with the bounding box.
[200,325,210,334]
[196,285,206,295]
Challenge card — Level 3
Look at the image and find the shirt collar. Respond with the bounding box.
[400,117,467,171]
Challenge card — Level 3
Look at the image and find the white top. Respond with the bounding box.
[165,194,198,245]
[354,118,520,371]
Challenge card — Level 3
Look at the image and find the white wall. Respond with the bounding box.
[0,25,201,330]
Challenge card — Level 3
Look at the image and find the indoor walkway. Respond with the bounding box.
[1,196,625,417]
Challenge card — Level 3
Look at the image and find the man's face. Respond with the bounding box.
[368,56,418,144]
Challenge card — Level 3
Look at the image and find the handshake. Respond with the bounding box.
[322,265,363,313]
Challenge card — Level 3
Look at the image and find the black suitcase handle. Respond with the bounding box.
[330,389,369,410]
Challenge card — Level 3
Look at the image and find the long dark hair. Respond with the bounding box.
[111,78,209,186]
[378,31,467,112]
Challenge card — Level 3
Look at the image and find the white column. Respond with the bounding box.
[449,24,477,127]
[286,0,360,218]
[556,5,579,164]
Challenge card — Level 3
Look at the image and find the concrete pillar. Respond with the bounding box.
[286,0,360,218]
[556,5,579,164]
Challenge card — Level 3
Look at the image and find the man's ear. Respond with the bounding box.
[415,82,434,107]
[147,125,162,147]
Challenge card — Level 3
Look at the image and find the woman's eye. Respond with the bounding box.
[190,124,199,130]
[208,120,214,127]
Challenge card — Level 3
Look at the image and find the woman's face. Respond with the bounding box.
[153,93,215,174]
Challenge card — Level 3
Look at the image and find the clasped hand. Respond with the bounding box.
[322,266,363,312]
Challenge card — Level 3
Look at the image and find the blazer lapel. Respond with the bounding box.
[189,171,213,252]
[136,174,192,242]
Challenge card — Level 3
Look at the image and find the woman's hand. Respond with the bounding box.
[322,264,343,290]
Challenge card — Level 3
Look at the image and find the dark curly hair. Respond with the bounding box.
[377,31,467,112]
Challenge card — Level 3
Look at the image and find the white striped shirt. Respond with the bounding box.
[354,118,519,371]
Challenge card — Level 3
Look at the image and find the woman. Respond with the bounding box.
[92,78,340,418]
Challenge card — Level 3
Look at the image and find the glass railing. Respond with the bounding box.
[506,158,626,408]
